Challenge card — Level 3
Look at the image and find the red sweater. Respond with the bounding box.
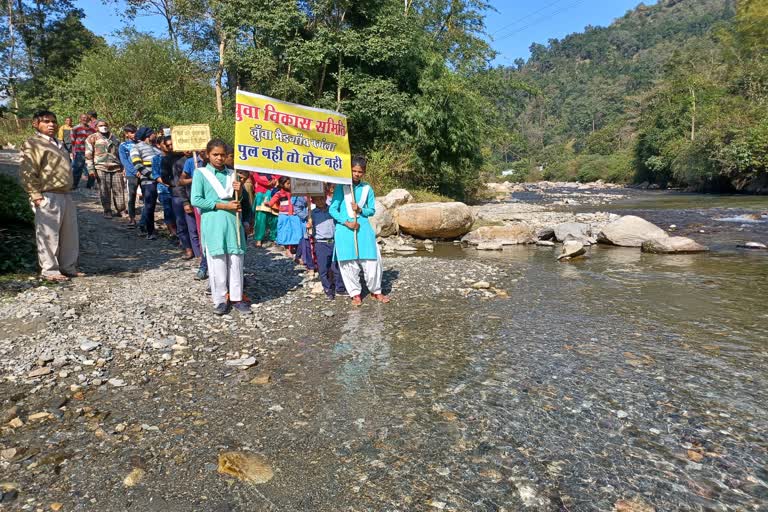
[268,190,293,214]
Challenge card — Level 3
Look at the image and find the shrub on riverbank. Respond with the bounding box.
[0,175,36,275]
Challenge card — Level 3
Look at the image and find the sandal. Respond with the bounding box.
[351,295,363,307]
[371,293,391,303]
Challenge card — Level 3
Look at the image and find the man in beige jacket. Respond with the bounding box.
[20,110,83,281]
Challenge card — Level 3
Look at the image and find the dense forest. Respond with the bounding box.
[494,0,768,192]
[0,0,766,198]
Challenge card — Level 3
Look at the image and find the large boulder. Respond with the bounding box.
[641,237,709,254]
[554,222,591,243]
[463,224,536,246]
[370,200,398,237]
[598,215,668,247]
[395,202,474,239]
[380,189,414,210]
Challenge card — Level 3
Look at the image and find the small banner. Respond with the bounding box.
[291,178,325,195]
[171,124,210,151]
[234,89,352,185]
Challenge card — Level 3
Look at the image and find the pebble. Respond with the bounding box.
[108,378,127,387]
[616,410,629,419]
[27,367,52,378]
[471,281,491,290]
[79,340,101,352]
[225,357,257,368]
[28,412,52,421]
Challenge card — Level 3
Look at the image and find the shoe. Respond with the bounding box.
[195,268,207,280]
[351,295,363,307]
[112,212,123,218]
[147,234,157,240]
[213,303,230,315]
[138,226,147,235]
[205,283,211,296]
[336,290,349,297]
[126,221,136,229]
[232,301,252,315]
[326,293,336,301]
[103,212,113,219]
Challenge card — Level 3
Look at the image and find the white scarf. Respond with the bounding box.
[198,166,234,200]
[344,184,370,218]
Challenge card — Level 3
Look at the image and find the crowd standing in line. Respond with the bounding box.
[19,110,390,312]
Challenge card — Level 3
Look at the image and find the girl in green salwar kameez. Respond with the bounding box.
[190,139,251,316]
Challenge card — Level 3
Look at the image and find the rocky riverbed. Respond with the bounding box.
[1,185,768,511]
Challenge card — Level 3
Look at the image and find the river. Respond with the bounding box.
[1,188,766,511]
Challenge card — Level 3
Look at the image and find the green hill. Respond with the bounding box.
[489,0,768,192]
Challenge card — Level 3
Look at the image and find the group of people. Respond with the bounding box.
[19,109,391,314]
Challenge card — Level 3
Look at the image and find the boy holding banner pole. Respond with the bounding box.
[329,155,390,307]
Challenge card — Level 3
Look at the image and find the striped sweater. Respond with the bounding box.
[129,141,161,185]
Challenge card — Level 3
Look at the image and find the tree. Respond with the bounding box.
[0,1,102,115]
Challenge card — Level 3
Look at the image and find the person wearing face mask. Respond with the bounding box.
[85,120,126,218]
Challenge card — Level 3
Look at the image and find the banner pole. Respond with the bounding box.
[235,186,242,249]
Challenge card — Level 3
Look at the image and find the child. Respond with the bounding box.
[252,174,277,247]
[329,155,390,306]
[151,135,177,237]
[269,177,307,258]
[183,150,209,280]
[296,197,316,275]
[311,195,347,300]
[190,139,250,316]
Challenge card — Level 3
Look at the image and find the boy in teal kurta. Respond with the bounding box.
[190,139,250,316]
[329,155,391,307]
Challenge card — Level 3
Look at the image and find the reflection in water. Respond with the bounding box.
[333,309,390,394]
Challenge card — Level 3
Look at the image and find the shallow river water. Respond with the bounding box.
[2,190,767,511]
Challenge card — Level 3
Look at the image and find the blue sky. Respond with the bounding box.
[75,0,657,65]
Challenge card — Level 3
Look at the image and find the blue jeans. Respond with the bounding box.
[171,196,194,251]
[140,182,157,236]
[71,152,86,189]
[159,192,175,226]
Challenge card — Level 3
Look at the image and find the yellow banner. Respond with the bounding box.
[234,89,352,185]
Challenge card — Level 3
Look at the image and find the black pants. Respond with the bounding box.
[126,176,140,219]
[140,182,157,236]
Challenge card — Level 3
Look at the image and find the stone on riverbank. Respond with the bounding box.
[641,237,709,254]
[380,188,414,210]
[370,200,398,237]
[738,241,767,250]
[557,240,586,261]
[476,242,503,251]
[554,222,592,244]
[395,202,473,239]
[218,451,274,484]
[463,224,535,246]
[598,215,668,247]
